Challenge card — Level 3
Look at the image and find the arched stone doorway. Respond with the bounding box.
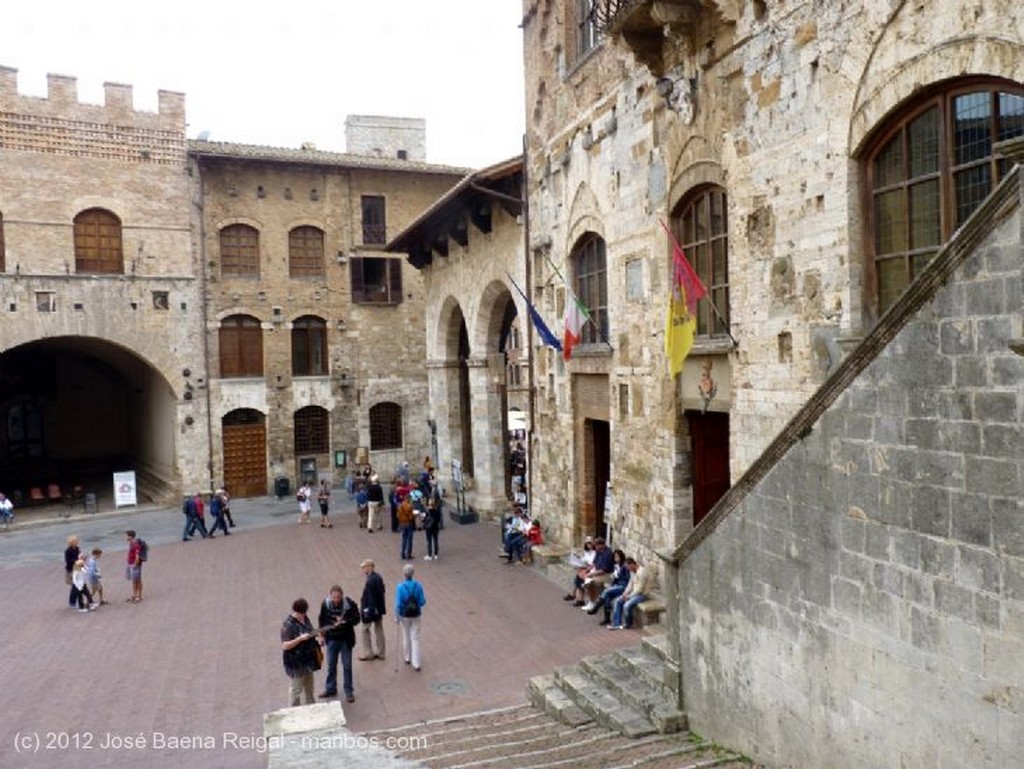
[221,409,267,497]
[0,337,179,505]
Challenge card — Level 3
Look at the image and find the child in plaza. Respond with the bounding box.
[70,558,97,613]
[0,492,13,529]
[85,547,105,605]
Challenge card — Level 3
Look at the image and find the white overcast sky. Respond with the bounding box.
[0,1,525,169]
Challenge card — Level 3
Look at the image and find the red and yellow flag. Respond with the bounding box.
[663,224,706,378]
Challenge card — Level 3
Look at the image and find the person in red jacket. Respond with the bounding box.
[125,529,143,603]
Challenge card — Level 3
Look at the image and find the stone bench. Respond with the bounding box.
[530,544,569,565]
[634,595,666,628]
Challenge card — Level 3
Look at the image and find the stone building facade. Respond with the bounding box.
[518,0,1024,570]
[387,158,529,514]
[191,140,465,496]
[0,68,206,502]
[0,64,466,503]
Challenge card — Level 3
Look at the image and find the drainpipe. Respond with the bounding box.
[520,136,535,518]
[193,156,216,494]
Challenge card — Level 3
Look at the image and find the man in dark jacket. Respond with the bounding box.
[358,559,387,661]
[317,584,360,702]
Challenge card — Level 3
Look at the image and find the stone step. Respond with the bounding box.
[641,633,674,665]
[554,666,658,738]
[578,654,688,733]
[528,673,594,727]
[615,645,681,700]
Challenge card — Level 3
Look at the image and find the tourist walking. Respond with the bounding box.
[317,480,333,528]
[208,488,230,537]
[397,494,416,560]
[64,535,81,607]
[358,559,387,661]
[366,475,384,532]
[0,492,13,529]
[296,482,313,524]
[395,564,426,671]
[423,487,442,560]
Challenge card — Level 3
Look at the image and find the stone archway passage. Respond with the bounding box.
[222,409,267,497]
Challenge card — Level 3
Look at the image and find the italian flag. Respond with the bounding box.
[563,289,590,361]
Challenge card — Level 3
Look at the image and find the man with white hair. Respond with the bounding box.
[366,474,384,532]
[395,563,426,671]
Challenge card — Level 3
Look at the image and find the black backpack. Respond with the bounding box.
[137,539,149,562]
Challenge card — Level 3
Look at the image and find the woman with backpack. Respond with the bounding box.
[395,564,426,671]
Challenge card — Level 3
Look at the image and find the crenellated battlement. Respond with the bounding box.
[0,66,186,165]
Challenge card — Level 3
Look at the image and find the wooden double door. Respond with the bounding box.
[222,410,267,498]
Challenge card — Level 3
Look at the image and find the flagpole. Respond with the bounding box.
[659,220,738,349]
[544,252,614,352]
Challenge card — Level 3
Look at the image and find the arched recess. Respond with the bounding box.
[0,336,178,504]
[435,298,474,478]
[222,408,267,498]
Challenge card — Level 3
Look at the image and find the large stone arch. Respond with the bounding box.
[429,295,474,485]
[0,335,185,506]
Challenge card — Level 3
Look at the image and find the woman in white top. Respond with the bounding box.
[296,483,313,524]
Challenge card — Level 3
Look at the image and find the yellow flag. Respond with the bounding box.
[666,279,697,378]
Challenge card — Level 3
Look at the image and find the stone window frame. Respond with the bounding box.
[570,232,609,348]
[862,77,1024,315]
[294,405,329,455]
[670,185,730,338]
[219,223,260,278]
[73,208,123,274]
[291,315,328,377]
[288,225,325,278]
[369,401,403,451]
[218,314,263,378]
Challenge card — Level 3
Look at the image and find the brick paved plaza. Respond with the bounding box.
[1,498,640,769]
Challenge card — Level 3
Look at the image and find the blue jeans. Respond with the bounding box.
[400,524,415,559]
[323,637,353,696]
[599,584,626,619]
[183,512,207,539]
[611,593,647,628]
[208,511,229,535]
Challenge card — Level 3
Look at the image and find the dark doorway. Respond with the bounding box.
[584,418,611,539]
[687,410,730,526]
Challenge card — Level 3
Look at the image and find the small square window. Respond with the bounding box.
[152,291,169,310]
[36,292,56,312]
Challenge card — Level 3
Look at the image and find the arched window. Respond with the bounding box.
[671,185,730,336]
[219,315,263,378]
[369,402,403,451]
[220,224,260,277]
[294,406,329,454]
[292,316,327,376]
[73,208,123,274]
[571,233,609,347]
[289,226,324,278]
[865,79,1024,313]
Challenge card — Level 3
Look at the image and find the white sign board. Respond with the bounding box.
[451,459,463,488]
[113,471,138,508]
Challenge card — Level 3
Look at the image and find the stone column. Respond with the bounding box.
[466,356,509,516]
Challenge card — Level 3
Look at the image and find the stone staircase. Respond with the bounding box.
[529,633,693,739]
[368,702,754,768]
